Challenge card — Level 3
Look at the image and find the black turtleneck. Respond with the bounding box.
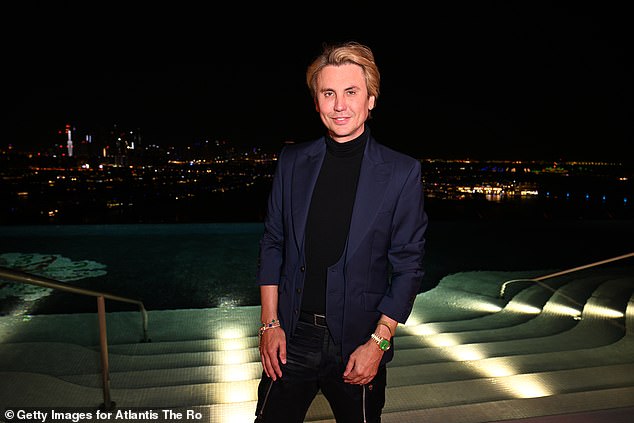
[301,127,368,315]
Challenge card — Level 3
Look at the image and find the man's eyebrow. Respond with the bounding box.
[319,85,361,93]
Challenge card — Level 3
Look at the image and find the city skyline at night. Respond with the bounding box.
[3,4,631,164]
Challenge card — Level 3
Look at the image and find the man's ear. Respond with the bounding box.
[368,95,376,111]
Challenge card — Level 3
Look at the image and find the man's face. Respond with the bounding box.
[315,63,376,143]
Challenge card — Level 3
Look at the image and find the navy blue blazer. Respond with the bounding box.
[257,134,427,364]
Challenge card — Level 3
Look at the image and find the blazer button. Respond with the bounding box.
[296,288,302,294]
[300,266,305,272]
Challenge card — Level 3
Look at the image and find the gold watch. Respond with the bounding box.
[371,333,391,351]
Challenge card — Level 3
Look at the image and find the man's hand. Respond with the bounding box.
[342,340,383,385]
[259,327,287,380]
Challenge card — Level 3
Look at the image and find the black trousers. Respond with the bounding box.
[255,317,386,423]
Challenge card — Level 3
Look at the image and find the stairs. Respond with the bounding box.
[1,267,633,423]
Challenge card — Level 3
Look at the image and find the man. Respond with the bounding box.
[255,41,427,422]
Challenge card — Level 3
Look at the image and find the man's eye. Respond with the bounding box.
[323,92,333,97]
[346,90,357,96]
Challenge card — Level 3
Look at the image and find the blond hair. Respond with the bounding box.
[306,41,380,104]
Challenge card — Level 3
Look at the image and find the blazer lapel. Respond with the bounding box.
[291,139,326,251]
[346,138,392,260]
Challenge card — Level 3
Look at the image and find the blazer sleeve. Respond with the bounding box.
[378,159,428,322]
[256,147,288,286]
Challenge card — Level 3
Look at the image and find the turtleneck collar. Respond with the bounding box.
[325,126,369,158]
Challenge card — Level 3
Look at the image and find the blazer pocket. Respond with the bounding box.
[363,292,384,311]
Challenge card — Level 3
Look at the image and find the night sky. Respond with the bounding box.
[3,3,631,163]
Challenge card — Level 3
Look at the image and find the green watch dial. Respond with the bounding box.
[379,339,391,351]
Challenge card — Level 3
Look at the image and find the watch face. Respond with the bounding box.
[379,339,390,351]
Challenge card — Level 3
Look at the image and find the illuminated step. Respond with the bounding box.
[395,277,631,352]
[400,271,609,335]
[306,387,634,423]
[305,364,634,422]
[0,342,261,375]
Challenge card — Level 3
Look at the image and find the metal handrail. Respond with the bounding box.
[0,265,150,410]
[0,266,149,340]
[499,252,634,298]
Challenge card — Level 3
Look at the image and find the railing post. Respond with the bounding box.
[97,295,115,410]
[140,304,150,343]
